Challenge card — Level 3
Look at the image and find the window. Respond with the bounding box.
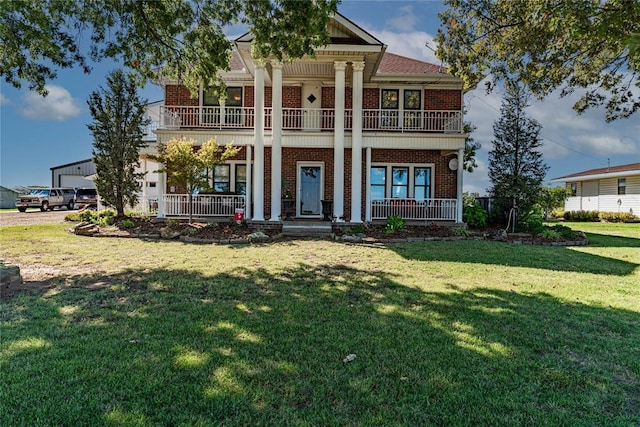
[381,89,399,128]
[392,167,409,198]
[381,88,424,129]
[404,90,421,110]
[213,165,231,192]
[235,165,247,195]
[414,168,431,202]
[147,182,157,188]
[370,167,386,200]
[618,178,626,195]
[370,164,432,201]
[203,87,243,125]
[570,183,577,196]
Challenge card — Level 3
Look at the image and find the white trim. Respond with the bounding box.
[552,170,640,183]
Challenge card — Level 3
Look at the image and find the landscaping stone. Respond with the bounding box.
[0,263,22,289]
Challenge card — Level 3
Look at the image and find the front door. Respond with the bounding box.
[297,163,323,217]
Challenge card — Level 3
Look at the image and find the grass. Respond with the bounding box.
[1,222,639,426]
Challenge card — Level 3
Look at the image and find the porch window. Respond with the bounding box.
[203,86,243,125]
[371,167,386,200]
[618,178,626,195]
[381,89,399,128]
[213,165,231,192]
[392,167,409,198]
[236,165,247,195]
[414,167,431,202]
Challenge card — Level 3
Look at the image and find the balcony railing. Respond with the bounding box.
[371,198,457,221]
[163,194,245,217]
[160,106,462,133]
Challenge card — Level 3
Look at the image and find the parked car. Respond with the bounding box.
[15,187,76,212]
[75,188,98,208]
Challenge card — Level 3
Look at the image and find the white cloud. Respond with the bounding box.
[20,85,81,121]
[0,93,8,105]
[386,5,418,32]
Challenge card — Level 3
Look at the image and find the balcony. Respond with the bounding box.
[160,106,462,133]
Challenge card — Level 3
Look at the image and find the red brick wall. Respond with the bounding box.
[321,87,352,109]
[165,85,199,106]
[424,89,462,110]
[363,88,379,109]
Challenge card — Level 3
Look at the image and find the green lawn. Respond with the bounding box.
[1,222,639,426]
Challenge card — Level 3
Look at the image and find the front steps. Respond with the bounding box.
[281,221,333,238]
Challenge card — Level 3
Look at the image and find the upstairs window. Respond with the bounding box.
[203,87,243,125]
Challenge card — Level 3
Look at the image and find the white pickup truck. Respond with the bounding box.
[15,188,76,212]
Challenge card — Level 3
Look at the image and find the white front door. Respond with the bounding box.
[302,83,322,130]
[297,163,324,217]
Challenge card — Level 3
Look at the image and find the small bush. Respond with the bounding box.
[384,215,405,234]
[598,212,638,223]
[518,211,544,234]
[166,219,181,229]
[345,224,366,235]
[540,228,562,240]
[451,226,471,237]
[121,219,135,228]
[463,204,488,228]
[564,210,600,222]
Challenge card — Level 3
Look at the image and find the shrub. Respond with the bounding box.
[451,226,471,237]
[518,211,544,234]
[384,215,405,233]
[564,210,600,222]
[463,203,488,228]
[121,219,135,228]
[598,212,639,223]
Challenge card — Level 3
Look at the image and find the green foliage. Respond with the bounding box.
[437,0,640,121]
[0,1,338,96]
[345,224,367,235]
[463,203,488,229]
[488,84,548,221]
[166,219,182,229]
[384,215,406,233]
[462,191,480,207]
[563,211,601,222]
[518,211,544,234]
[88,70,149,218]
[121,219,135,228]
[451,226,471,237]
[151,137,239,223]
[598,212,639,223]
[463,120,480,173]
[538,186,569,219]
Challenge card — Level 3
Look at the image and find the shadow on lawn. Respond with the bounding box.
[2,264,639,426]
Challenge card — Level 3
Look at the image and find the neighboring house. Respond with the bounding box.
[146,12,468,223]
[552,162,640,215]
[0,185,20,209]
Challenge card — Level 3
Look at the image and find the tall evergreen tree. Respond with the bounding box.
[488,84,548,223]
[87,70,149,218]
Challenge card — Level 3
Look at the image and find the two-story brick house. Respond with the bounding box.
[146,13,467,224]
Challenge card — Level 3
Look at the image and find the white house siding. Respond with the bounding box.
[581,180,599,211]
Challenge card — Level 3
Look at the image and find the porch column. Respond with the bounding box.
[365,147,372,222]
[350,61,365,223]
[270,61,283,220]
[457,148,464,223]
[245,144,252,219]
[333,60,347,221]
[253,59,266,221]
[157,171,166,218]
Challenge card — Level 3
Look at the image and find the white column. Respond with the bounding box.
[157,171,166,218]
[365,147,372,222]
[253,60,266,221]
[270,61,283,220]
[457,148,464,223]
[333,61,347,221]
[245,144,252,219]
[350,61,365,223]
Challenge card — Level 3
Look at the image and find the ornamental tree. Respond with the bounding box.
[0,0,338,97]
[436,0,640,121]
[152,137,239,223]
[87,69,149,218]
[488,83,548,224]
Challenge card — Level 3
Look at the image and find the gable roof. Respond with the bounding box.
[378,52,444,74]
[552,162,640,182]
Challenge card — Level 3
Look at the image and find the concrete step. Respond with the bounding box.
[281,222,333,237]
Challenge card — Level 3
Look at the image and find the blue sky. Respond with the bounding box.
[1,0,638,194]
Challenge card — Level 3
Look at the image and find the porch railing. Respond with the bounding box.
[163,194,245,217]
[160,106,462,133]
[371,198,457,221]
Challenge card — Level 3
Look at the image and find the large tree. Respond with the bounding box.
[87,69,149,218]
[0,0,338,96]
[152,137,239,223]
[488,84,548,223]
[436,0,640,121]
